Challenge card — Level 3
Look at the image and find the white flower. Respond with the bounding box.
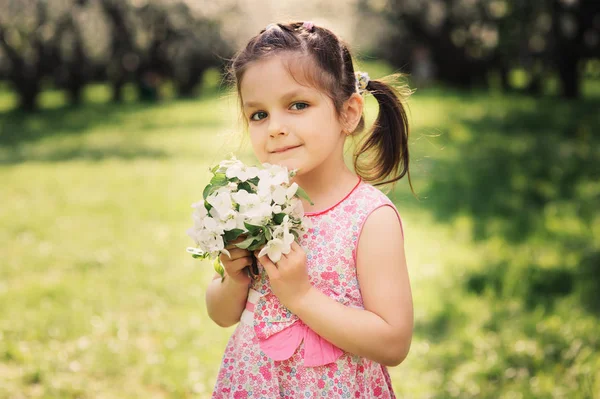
[210,208,242,231]
[186,247,205,256]
[274,215,291,232]
[243,201,273,226]
[272,204,283,214]
[272,185,287,205]
[203,216,224,236]
[186,216,225,255]
[231,190,260,206]
[207,190,234,218]
[258,236,293,263]
[215,157,242,173]
[257,164,289,191]
[191,201,208,221]
[259,221,295,262]
[284,198,305,219]
[226,163,259,182]
[286,182,299,199]
[300,216,313,231]
[191,200,208,213]
[191,209,206,230]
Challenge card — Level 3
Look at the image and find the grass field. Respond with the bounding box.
[1,66,599,398]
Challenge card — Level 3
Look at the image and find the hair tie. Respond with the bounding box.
[302,21,315,31]
[355,71,370,94]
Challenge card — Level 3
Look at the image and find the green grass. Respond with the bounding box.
[1,68,599,398]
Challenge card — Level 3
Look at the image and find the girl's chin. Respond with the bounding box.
[269,158,302,171]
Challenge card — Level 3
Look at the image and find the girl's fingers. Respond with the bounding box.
[220,248,250,261]
[256,253,279,278]
[290,241,302,252]
[224,256,253,272]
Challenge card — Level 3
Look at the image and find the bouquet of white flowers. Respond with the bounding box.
[186,157,313,280]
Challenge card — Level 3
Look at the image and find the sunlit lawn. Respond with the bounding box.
[1,66,598,398]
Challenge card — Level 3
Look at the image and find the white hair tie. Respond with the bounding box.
[355,71,370,94]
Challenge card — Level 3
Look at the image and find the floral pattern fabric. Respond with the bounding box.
[211,181,402,398]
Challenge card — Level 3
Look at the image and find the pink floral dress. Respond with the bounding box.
[211,180,404,398]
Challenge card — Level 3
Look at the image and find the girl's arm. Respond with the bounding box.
[264,206,414,367]
[205,272,250,328]
[206,242,253,328]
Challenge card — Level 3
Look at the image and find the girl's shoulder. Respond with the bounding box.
[349,182,404,236]
[350,181,396,210]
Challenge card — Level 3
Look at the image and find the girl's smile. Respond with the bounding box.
[270,144,302,154]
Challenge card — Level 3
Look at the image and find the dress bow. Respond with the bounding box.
[257,319,344,367]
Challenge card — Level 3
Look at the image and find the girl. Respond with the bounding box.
[205,21,414,398]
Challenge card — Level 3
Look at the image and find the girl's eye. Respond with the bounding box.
[290,102,309,111]
[250,111,268,121]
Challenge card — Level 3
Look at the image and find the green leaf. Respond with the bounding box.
[210,173,228,187]
[224,229,245,242]
[238,181,253,193]
[295,186,314,205]
[210,164,220,174]
[272,213,286,224]
[244,222,262,235]
[263,226,272,241]
[235,235,259,249]
[213,258,225,280]
[247,177,259,186]
[202,184,213,200]
[247,235,267,251]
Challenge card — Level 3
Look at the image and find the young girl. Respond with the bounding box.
[205,21,414,398]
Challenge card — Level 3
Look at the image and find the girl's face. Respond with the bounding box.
[240,55,347,176]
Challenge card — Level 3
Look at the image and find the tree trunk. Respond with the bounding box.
[112,80,124,103]
[17,80,40,112]
[558,57,580,99]
[67,84,83,106]
[552,0,583,99]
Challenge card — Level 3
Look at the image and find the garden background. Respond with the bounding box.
[1,0,599,398]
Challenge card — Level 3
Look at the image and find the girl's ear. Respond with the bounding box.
[341,93,364,134]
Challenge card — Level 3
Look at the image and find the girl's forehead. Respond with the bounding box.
[240,54,328,101]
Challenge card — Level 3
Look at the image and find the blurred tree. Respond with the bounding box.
[0,0,231,110]
[98,0,231,102]
[552,0,599,98]
[98,0,138,102]
[0,0,76,110]
[135,1,231,99]
[359,0,599,98]
[53,3,90,106]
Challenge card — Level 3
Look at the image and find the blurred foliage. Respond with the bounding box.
[360,0,600,98]
[1,0,599,112]
[389,84,600,397]
[0,0,233,111]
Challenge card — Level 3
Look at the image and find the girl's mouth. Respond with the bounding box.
[272,145,301,154]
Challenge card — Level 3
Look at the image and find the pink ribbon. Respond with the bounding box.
[257,320,343,367]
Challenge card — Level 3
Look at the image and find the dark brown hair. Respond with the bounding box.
[229,21,413,189]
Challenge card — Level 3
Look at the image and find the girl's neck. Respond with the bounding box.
[293,161,359,214]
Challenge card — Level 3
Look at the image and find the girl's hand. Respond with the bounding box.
[220,238,252,286]
[255,241,313,311]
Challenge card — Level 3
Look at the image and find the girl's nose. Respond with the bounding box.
[267,116,289,137]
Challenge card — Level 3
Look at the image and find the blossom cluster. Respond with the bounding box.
[186,157,312,278]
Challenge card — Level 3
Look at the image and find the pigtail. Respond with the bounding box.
[354,75,414,192]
